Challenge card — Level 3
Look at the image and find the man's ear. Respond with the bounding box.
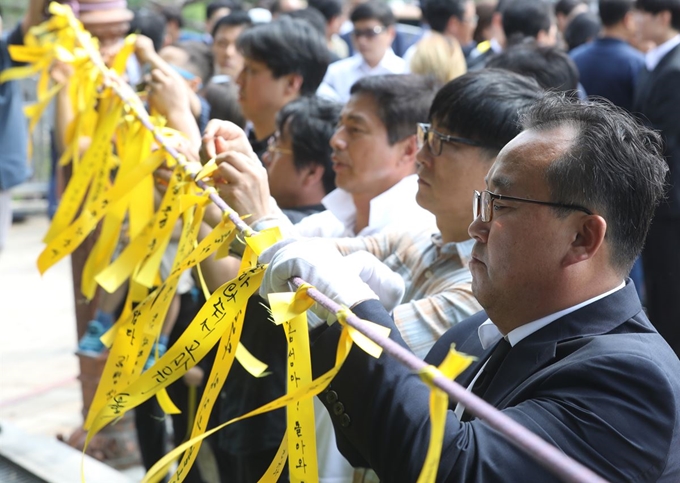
[397,134,419,171]
[301,163,325,187]
[562,215,607,267]
[659,10,673,29]
[386,25,397,43]
[285,73,304,96]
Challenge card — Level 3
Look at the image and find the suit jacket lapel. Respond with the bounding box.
[481,281,644,410]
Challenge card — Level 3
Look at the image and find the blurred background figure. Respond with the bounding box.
[409,32,467,85]
[554,0,589,35]
[413,0,478,63]
[487,43,580,94]
[308,0,349,60]
[210,10,251,82]
[564,11,602,51]
[319,1,406,102]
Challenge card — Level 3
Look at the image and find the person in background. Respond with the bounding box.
[554,0,590,34]
[468,0,558,70]
[473,1,497,45]
[206,0,242,40]
[502,0,557,47]
[564,11,602,51]
[409,33,467,85]
[569,0,646,297]
[571,0,644,112]
[308,0,349,60]
[633,0,680,359]
[201,73,439,483]
[262,93,680,483]
[129,7,166,53]
[487,42,580,94]
[408,0,478,63]
[210,10,251,83]
[0,0,45,252]
[160,5,184,47]
[235,17,330,158]
[319,1,406,103]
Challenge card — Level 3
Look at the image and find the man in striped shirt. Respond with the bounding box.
[327,69,545,359]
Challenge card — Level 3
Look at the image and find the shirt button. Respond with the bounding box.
[326,390,339,405]
[424,270,433,279]
[340,413,351,428]
[333,402,345,416]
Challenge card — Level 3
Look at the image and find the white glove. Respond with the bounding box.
[260,239,378,325]
[343,251,404,313]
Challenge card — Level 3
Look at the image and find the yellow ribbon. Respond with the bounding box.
[416,345,475,483]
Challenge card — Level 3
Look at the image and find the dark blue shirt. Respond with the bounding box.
[0,24,30,191]
[570,37,645,112]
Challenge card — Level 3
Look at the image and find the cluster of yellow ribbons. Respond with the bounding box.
[4,3,476,483]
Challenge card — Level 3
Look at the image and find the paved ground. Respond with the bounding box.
[0,214,145,481]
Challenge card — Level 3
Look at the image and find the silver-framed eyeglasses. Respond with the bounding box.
[417,123,487,157]
[473,189,594,223]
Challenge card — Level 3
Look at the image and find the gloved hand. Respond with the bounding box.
[260,239,405,326]
[260,239,378,324]
[344,251,404,313]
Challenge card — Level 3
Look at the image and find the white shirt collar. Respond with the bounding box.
[477,281,626,350]
[358,48,403,74]
[645,34,680,71]
[321,174,435,236]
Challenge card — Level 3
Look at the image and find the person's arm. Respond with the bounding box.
[21,0,46,38]
[263,242,678,482]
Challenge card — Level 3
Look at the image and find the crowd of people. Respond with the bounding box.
[2,0,680,481]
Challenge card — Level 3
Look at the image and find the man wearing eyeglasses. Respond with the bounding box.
[318,1,406,103]
[261,94,680,481]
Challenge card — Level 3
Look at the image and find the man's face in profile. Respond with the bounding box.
[468,126,579,319]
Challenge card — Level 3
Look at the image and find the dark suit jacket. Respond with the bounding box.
[311,281,680,482]
[633,43,680,219]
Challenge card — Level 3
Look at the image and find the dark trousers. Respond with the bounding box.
[642,217,680,358]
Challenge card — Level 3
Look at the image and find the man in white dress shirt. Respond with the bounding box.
[318,1,407,103]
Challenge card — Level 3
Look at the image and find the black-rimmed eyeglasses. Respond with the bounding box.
[417,123,487,157]
[473,189,594,223]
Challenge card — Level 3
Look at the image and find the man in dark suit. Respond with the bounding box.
[262,94,680,481]
[632,0,680,358]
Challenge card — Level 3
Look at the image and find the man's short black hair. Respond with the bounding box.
[350,1,396,26]
[203,81,246,127]
[284,7,328,36]
[277,96,342,194]
[487,43,580,95]
[555,0,588,16]
[237,17,331,95]
[211,10,252,38]
[308,0,344,22]
[161,6,184,28]
[207,0,243,20]
[522,94,668,274]
[503,0,553,42]
[421,0,467,33]
[129,8,167,52]
[564,12,602,50]
[350,74,439,145]
[429,69,544,156]
[599,0,635,26]
[635,0,680,30]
